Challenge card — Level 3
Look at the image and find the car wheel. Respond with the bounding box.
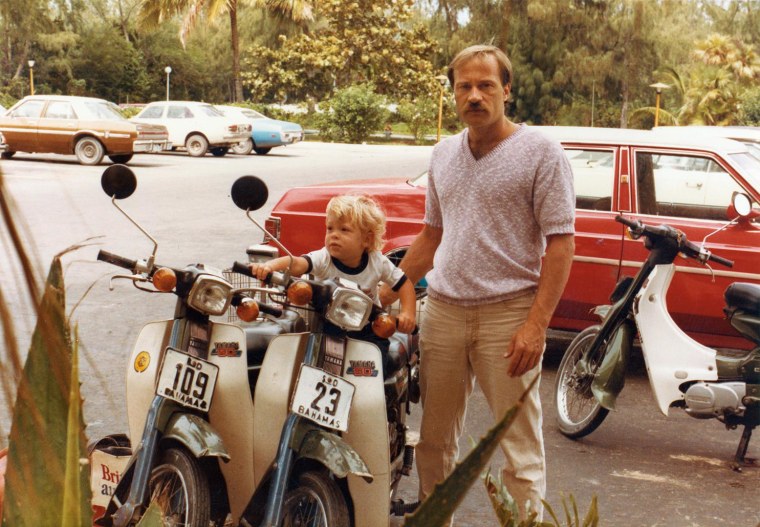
[253,147,272,155]
[210,147,229,157]
[1,151,15,159]
[108,154,133,164]
[75,137,105,165]
[232,139,253,156]
[185,134,209,157]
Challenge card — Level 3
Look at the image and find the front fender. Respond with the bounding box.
[162,413,230,461]
[291,422,373,483]
[590,318,636,411]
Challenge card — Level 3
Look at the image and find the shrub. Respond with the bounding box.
[317,84,389,143]
[739,87,760,126]
[397,98,437,143]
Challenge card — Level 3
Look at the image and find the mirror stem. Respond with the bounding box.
[111,196,158,272]
[246,209,294,279]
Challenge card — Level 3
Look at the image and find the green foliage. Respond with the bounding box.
[397,98,438,143]
[2,256,90,526]
[404,376,537,527]
[242,0,439,103]
[739,87,760,125]
[317,84,388,143]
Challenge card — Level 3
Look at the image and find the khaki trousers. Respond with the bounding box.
[416,295,546,523]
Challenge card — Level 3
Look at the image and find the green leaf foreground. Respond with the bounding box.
[1,170,91,526]
[404,376,539,527]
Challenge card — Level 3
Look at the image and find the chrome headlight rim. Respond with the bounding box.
[325,287,373,331]
[188,274,232,316]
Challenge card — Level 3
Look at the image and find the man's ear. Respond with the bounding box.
[503,83,511,102]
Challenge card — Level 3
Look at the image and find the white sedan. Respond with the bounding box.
[131,101,251,157]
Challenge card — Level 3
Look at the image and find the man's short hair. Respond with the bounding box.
[447,45,513,88]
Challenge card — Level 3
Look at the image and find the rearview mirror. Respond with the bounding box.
[101,164,137,200]
[231,176,269,211]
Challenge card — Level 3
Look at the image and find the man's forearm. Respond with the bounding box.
[399,225,442,284]
[527,234,575,330]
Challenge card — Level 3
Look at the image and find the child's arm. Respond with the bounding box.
[249,255,309,280]
[395,279,417,334]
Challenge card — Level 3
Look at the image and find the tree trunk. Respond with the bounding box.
[230,1,243,103]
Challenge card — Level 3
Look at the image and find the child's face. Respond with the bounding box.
[325,213,369,266]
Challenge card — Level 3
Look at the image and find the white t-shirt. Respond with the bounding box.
[304,248,407,305]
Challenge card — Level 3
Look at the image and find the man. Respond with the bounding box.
[383,45,575,521]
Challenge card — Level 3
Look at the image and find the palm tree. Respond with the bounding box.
[138,0,314,102]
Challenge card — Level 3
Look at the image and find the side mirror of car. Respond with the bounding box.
[728,192,760,222]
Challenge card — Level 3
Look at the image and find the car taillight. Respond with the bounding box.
[264,216,281,241]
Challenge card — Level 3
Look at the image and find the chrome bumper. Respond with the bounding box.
[133,140,171,153]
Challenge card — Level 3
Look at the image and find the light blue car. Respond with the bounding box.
[216,105,304,155]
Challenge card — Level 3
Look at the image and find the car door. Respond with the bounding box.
[38,100,78,154]
[2,99,45,152]
[166,105,194,145]
[553,145,626,331]
[622,148,760,349]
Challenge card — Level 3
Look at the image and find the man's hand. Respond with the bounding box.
[504,320,545,377]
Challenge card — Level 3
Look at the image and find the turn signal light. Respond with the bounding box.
[236,298,260,322]
[287,281,313,306]
[153,267,177,292]
[372,314,396,339]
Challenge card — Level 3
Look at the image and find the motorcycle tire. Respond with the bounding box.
[281,471,349,527]
[144,447,211,526]
[554,325,610,438]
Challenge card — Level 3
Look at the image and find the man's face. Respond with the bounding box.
[452,55,510,130]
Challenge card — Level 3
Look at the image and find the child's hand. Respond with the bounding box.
[249,263,273,281]
[396,312,415,334]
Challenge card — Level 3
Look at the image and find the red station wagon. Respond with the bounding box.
[263,127,760,350]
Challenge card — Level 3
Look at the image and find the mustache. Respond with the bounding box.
[466,102,483,111]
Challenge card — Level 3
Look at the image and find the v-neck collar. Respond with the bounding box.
[462,123,526,163]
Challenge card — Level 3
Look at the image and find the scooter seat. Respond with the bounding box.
[245,310,306,365]
[725,283,760,316]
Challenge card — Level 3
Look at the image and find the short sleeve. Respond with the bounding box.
[304,247,331,279]
[377,254,405,288]
[423,169,443,228]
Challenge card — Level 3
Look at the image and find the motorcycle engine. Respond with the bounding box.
[684,382,746,418]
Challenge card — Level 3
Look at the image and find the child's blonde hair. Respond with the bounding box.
[326,194,386,252]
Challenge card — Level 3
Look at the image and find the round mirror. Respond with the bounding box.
[231,176,269,211]
[731,192,753,217]
[101,165,137,200]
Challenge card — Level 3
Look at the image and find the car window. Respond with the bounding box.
[83,101,125,120]
[635,151,745,221]
[168,106,193,118]
[139,106,164,119]
[198,105,225,117]
[563,148,615,211]
[44,102,77,120]
[10,100,44,118]
[242,109,265,119]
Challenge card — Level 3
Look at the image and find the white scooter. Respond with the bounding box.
[554,192,760,469]
[97,168,420,526]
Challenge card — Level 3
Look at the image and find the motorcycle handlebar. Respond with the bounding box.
[97,250,138,272]
[708,252,734,268]
[232,261,254,278]
[258,302,284,318]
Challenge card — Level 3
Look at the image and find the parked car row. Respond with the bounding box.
[0,96,304,165]
[261,125,760,351]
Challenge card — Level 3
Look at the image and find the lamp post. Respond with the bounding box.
[164,66,172,101]
[28,60,35,96]
[435,74,448,143]
[649,82,670,128]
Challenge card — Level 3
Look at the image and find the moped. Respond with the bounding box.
[227,175,421,527]
[554,192,760,469]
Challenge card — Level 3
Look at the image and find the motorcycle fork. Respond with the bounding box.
[112,316,210,527]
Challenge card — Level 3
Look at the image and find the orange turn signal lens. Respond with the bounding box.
[372,314,396,339]
[287,281,313,306]
[236,298,260,322]
[153,267,177,292]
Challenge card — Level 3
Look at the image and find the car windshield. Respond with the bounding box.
[198,105,225,117]
[83,101,126,120]
[241,109,266,119]
[728,152,760,192]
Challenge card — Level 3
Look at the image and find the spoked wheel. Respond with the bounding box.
[554,325,610,438]
[144,447,210,527]
[281,471,349,527]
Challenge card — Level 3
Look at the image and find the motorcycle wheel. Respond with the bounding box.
[554,325,610,438]
[144,447,210,526]
[281,471,349,527]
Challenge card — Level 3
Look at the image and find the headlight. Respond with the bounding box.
[188,275,232,316]
[326,287,373,331]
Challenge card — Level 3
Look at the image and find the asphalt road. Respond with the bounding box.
[1,142,758,526]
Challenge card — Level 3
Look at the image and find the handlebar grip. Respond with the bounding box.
[232,261,254,277]
[615,215,640,229]
[709,253,734,268]
[258,303,284,318]
[97,250,137,271]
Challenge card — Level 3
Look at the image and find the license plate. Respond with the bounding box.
[290,365,355,432]
[156,348,219,411]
